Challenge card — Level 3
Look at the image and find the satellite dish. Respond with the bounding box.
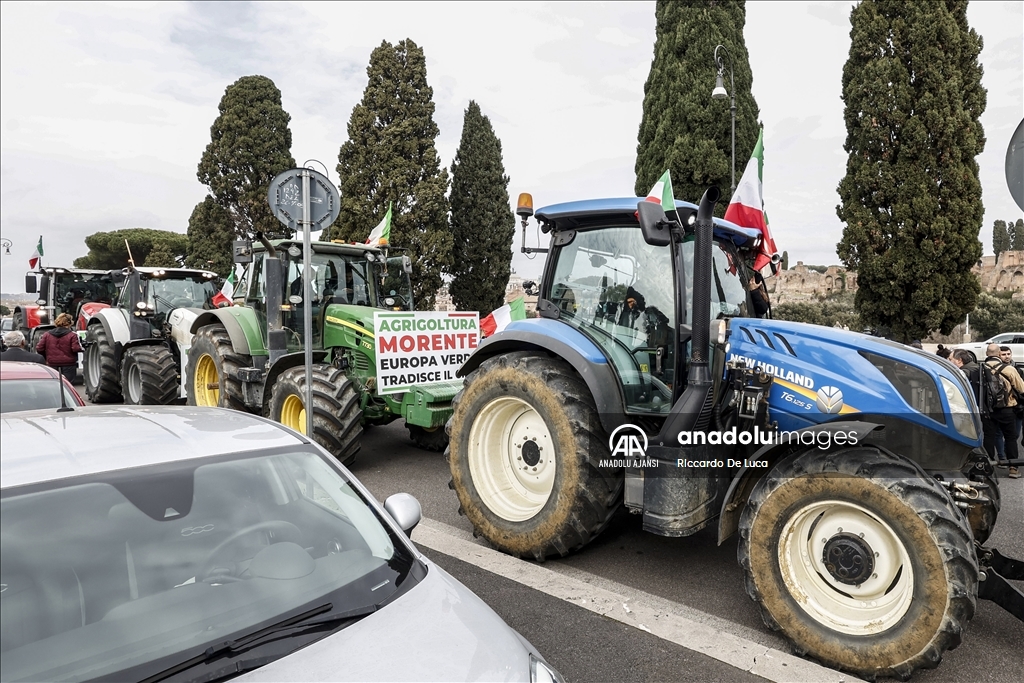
[267,168,341,231]
[1007,118,1024,212]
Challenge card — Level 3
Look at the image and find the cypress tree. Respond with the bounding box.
[449,101,515,317]
[185,196,236,276]
[328,40,452,310]
[197,76,295,238]
[781,250,789,271]
[992,219,1010,257]
[144,242,179,268]
[836,0,986,342]
[635,0,760,209]
[1011,218,1024,251]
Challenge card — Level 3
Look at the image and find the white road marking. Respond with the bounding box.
[412,517,848,683]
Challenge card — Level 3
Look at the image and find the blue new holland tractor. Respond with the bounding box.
[445,188,1022,679]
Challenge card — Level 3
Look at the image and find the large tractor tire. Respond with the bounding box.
[446,352,622,560]
[407,423,448,452]
[84,325,121,403]
[267,364,363,466]
[121,345,178,405]
[187,325,251,412]
[738,447,977,680]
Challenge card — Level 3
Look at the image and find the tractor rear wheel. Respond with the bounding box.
[738,447,977,680]
[187,325,251,412]
[84,325,121,403]
[268,364,362,466]
[407,423,448,452]
[121,345,178,405]
[446,352,622,560]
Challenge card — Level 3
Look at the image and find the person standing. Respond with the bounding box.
[982,343,1024,479]
[35,313,83,383]
[1,330,45,364]
[1000,345,1023,448]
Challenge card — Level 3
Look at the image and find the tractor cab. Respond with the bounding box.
[241,240,413,351]
[23,268,117,321]
[116,267,220,332]
[533,197,762,414]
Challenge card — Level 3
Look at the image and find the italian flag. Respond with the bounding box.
[29,236,43,270]
[480,296,526,338]
[366,202,392,246]
[644,169,675,211]
[724,129,779,273]
[211,269,236,307]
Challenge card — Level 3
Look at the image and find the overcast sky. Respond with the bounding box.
[1,1,1021,294]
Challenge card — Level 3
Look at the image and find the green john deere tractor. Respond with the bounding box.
[186,238,460,465]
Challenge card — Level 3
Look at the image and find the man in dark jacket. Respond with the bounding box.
[36,313,83,383]
[982,343,1024,478]
[1,331,45,364]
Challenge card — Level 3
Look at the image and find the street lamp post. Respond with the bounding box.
[0,238,11,256]
[712,44,736,197]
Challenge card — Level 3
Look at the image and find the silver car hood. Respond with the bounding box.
[236,557,532,682]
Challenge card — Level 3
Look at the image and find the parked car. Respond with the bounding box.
[952,332,1024,366]
[0,361,84,413]
[0,406,562,683]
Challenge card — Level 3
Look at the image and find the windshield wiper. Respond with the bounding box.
[140,602,378,683]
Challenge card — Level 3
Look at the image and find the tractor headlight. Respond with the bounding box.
[940,376,977,440]
[530,655,564,683]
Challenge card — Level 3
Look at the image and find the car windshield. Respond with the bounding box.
[0,379,78,413]
[1,448,420,682]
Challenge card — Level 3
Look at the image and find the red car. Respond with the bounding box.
[0,362,85,413]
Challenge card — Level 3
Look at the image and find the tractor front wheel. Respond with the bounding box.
[738,447,977,679]
[121,345,178,405]
[267,364,362,466]
[187,325,252,412]
[446,352,622,560]
[84,325,121,403]
[407,423,448,452]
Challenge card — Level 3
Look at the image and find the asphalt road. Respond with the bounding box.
[352,420,1024,683]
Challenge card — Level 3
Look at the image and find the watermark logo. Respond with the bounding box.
[608,424,648,459]
[815,386,844,414]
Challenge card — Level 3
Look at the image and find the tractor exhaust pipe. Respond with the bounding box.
[688,186,720,385]
[655,186,720,444]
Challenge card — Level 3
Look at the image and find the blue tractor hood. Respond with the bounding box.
[535,197,763,248]
[727,317,982,452]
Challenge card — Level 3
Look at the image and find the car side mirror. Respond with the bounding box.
[636,201,674,247]
[25,274,37,294]
[384,493,422,537]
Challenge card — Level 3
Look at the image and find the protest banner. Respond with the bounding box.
[373,311,480,395]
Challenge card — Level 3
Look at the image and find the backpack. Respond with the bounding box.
[980,361,1012,414]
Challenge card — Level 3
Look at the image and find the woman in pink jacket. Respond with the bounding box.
[36,313,84,383]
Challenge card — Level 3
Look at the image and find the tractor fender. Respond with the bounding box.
[262,351,329,414]
[716,421,885,545]
[459,321,627,434]
[89,308,132,347]
[190,308,264,357]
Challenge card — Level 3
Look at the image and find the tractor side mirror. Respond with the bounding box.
[402,255,412,274]
[233,240,253,264]
[25,273,37,294]
[636,201,673,247]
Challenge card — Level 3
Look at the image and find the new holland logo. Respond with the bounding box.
[608,424,648,458]
[815,386,844,414]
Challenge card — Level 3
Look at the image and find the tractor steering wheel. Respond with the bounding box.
[197,520,302,582]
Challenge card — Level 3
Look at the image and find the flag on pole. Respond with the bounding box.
[29,236,43,270]
[211,270,236,307]
[366,203,392,246]
[643,170,675,211]
[724,129,779,273]
[480,296,527,338]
